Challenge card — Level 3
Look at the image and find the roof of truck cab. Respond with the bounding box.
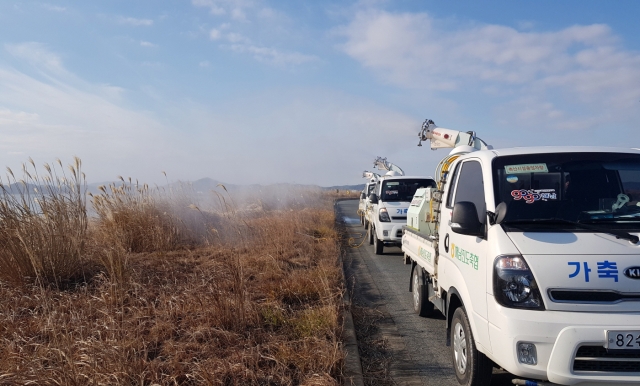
[489,146,640,156]
[377,175,435,180]
[456,146,640,163]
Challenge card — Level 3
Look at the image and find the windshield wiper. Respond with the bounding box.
[503,218,639,244]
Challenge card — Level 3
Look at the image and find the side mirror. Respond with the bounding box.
[369,193,378,204]
[494,202,507,225]
[360,192,366,199]
[451,201,484,237]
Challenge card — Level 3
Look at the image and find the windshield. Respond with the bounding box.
[381,179,435,202]
[492,152,640,230]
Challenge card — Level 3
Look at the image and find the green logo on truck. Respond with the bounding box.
[451,244,478,270]
[418,247,432,263]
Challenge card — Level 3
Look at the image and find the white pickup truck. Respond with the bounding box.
[367,173,436,255]
[359,171,379,226]
[402,120,640,386]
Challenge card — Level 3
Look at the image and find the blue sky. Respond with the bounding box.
[1,1,639,186]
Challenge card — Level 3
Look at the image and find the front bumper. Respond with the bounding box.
[487,298,640,385]
[376,221,405,243]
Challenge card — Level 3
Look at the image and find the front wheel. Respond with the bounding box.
[368,225,374,245]
[412,268,434,317]
[451,307,493,386]
[374,232,384,255]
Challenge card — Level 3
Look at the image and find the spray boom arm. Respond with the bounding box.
[362,170,381,181]
[417,119,491,151]
[373,157,405,176]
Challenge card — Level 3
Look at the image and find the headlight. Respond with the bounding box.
[379,208,391,222]
[493,255,545,310]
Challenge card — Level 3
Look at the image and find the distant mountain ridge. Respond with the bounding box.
[2,178,365,196]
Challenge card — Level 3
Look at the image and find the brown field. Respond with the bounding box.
[0,159,352,385]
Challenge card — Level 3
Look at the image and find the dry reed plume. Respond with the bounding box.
[0,160,346,385]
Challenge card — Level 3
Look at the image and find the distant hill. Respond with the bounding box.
[323,184,365,191]
[3,178,365,196]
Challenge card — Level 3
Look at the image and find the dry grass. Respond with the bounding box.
[0,160,345,385]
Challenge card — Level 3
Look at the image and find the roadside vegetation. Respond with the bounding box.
[0,158,350,385]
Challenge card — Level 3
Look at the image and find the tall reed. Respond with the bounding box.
[0,157,88,287]
[91,179,180,254]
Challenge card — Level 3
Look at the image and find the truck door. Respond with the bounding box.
[439,159,491,351]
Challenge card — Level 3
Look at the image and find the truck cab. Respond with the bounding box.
[359,179,377,227]
[405,145,640,385]
[367,174,436,254]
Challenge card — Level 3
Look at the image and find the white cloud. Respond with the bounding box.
[0,108,39,126]
[228,44,318,66]
[199,60,211,67]
[226,32,249,43]
[209,29,222,40]
[192,0,226,15]
[41,4,66,12]
[0,44,173,183]
[338,9,640,131]
[517,20,535,31]
[140,41,157,47]
[192,0,256,20]
[118,16,153,26]
[5,42,64,73]
[194,1,313,67]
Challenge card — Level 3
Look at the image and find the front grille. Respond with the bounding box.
[574,345,640,372]
[396,230,403,237]
[391,216,407,220]
[548,289,640,304]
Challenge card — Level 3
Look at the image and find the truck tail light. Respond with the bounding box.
[493,255,545,310]
[379,208,391,222]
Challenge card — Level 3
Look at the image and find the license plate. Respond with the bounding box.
[606,330,640,350]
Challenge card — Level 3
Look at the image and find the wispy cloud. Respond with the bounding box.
[192,0,254,21]
[228,44,318,66]
[41,4,66,12]
[5,42,65,74]
[118,16,153,27]
[140,41,157,47]
[199,5,313,67]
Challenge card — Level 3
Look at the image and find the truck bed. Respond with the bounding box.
[402,226,437,276]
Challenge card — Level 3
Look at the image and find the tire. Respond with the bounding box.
[364,219,369,230]
[451,307,493,386]
[374,232,384,255]
[368,225,374,245]
[360,214,364,226]
[412,268,435,317]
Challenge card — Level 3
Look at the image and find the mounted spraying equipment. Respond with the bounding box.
[373,156,406,176]
[408,120,492,266]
